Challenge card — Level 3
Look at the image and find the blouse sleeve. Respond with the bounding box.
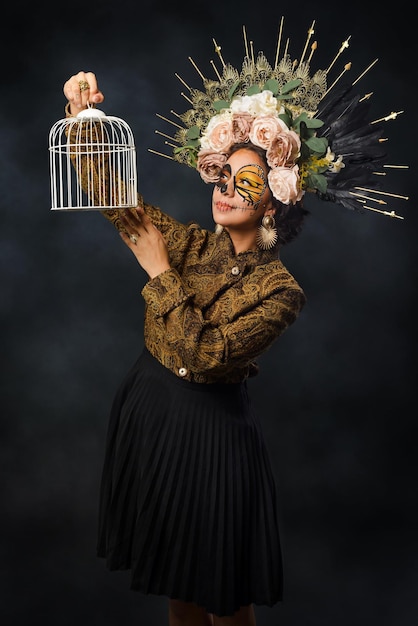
[142,263,305,376]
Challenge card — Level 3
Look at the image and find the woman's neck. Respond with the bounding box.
[226,228,258,254]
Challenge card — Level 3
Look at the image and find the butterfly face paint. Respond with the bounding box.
[217,162,267,208]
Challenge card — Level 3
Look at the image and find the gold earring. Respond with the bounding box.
[256,215,278,250]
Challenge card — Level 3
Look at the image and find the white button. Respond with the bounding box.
[178,367,187,377]
[231,266,240,276]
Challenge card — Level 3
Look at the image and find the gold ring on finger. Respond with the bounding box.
[78,80,90,92]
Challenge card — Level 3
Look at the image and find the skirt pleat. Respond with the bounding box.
[97,348,283,616]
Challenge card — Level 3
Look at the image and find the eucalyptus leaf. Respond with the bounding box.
[174,144,198,154]
[280,79,302,95]
[307,173,328,194]
[228,80,240,100]
[263,79,279,94]
[213,99,230,112]
[247,84,261,96]
[294,119,313,138]
[186,126,201,140]
[278,112,292,128]
[293,113,324,132]
[300,126,317,139]
[304,117,324,129]
[305,136,328,154]
[294,112,310,126]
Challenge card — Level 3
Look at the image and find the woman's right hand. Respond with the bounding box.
[119,208,171,279]
[63,71,105,117]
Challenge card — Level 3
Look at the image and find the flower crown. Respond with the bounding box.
[150,19,408,218]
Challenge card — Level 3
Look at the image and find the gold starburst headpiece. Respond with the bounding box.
[150,18,408,219]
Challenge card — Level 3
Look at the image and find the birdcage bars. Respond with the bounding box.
[49,108,137,211]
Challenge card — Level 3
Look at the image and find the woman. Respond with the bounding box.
[62,25,399,616]
[64,70,306,626]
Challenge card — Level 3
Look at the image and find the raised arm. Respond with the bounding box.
[62,71,171,280]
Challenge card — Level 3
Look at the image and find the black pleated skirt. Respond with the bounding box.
[97,348,283,617]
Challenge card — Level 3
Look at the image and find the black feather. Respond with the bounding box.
[315,81,388,213]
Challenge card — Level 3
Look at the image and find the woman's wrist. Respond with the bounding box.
[65,102,76,118]
[64,101,96,118]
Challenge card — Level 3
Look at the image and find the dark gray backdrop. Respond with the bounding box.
[1,2,416,625]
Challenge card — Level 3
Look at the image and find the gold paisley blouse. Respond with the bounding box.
[66,116,306,384]
[103,196,306,384]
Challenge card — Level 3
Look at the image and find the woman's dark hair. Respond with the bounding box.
[228,142,309,246]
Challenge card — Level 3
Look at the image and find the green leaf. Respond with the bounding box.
[306,173,328,194]
[299,142,311,160]
[280,79,302,95]
[293,112,310,126]
[186,125,200,140]
[305,136,328,155]
[173,146,198,168]
[304,117,324,129]
[228,80,241,101]
[276,94,296,101]
[263,79,279,94]
[247,84,261,96]
[213,99,230,112]
[295,120,316,140]
[278,112,292,128]
[292,116,308,135]
[174,144,198,154]
[293,113,324,128]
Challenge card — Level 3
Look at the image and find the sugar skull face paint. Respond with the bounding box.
[217,162,267,207]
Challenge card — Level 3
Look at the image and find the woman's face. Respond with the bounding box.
[212,148,273,232]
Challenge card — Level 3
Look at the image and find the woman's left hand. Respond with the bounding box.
[119,207,171,279]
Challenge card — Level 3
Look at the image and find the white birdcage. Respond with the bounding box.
[49,106,137,211]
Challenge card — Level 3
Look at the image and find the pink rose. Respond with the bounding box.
[200,113,234,152]
[267,165,303,205]
[248,114,288,150]
[197,150,228,183]
[266,131,301,168]
[231,112,253,144]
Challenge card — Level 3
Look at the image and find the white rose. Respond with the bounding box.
[230,90,280,116]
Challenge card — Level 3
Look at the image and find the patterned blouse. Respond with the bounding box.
[102,197,306,384]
